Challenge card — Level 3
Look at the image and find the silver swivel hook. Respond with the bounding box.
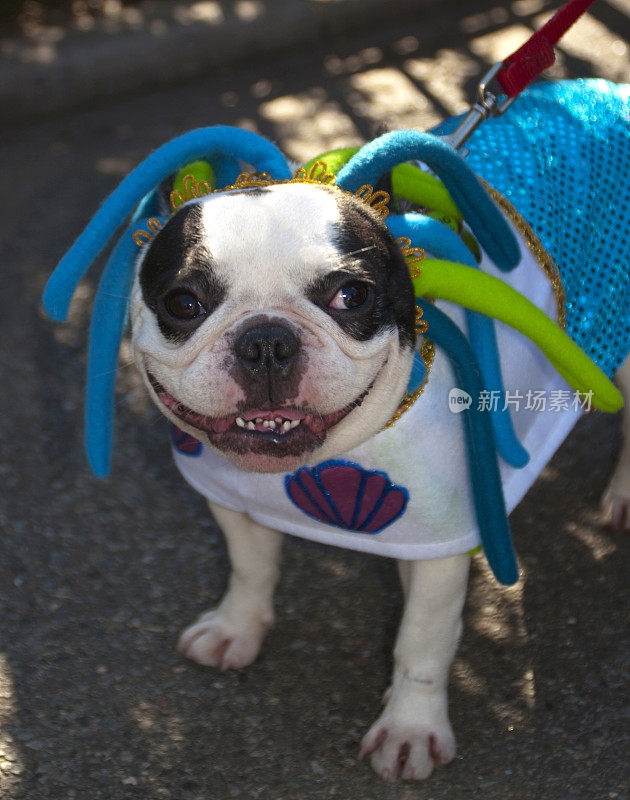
[440,62,516,155]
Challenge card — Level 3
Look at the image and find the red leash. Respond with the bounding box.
[443,0,598,151]
[496,0,598,96]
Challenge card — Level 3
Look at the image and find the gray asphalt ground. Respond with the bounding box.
[1,1,630,798]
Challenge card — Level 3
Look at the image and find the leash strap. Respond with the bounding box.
[497,0,598,97]
[443,0,598,151]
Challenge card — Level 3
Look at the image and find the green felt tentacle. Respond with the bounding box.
[302,148,359,176]
[391,163,462,220]
[303,150,462,220]
[413,259,623,412]
[172,160,215,195]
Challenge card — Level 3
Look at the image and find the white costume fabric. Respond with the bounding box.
[172,218,581,560]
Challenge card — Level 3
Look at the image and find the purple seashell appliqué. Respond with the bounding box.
[285,460,408,534]
[170,423,203,456]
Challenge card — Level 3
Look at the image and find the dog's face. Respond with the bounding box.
[130,182,416,472]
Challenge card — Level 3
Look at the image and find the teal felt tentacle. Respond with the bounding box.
[418,300,518,585]
[43,127,292,322]
[406,351,427,393]
[336,130,519,272]
[466,313,529,468]
[387,213,529,468]
[85,217,164,477]
[79,151,241,478]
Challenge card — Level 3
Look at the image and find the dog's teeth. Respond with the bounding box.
[233,415,301,433]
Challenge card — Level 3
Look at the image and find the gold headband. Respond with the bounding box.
[174,161,392,221]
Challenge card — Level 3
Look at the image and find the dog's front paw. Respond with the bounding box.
[359,675,455,781]
[177,600,273,670]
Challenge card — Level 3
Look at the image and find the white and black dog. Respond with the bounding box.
[128,174,630,781]
[131,181,466,781]
[44,80,629,784]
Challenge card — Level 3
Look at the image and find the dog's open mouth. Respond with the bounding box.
[147,372,366,457]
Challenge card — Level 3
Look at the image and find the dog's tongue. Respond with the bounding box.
[241,408,304,421]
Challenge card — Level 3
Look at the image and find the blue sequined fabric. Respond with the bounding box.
[435,80,630,377]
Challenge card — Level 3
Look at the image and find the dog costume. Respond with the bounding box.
[43,79,630,585]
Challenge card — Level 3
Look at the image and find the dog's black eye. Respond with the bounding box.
[163,291,206,320]
[329,281,372,310]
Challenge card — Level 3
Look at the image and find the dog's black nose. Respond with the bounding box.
[234,323,300,380]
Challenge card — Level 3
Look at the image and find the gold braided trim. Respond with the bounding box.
[481,180,566,329]
[414,304,429,334]
[132,216,163,246]
[217,164,392,220]
[170,173,213,211]
[381,339,435,431]
[395,236,425,279]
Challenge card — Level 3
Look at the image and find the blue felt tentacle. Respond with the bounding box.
[212,153,241,189]
[85,216,163,477]
[135,189,162,218]
[417,301,519,585]
[336,130,519,272]
[387,213,529,468]
[43,126,292,322]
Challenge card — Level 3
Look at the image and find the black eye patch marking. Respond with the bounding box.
[306,269,377,339]
[307,195,416,345]
[139,203,227,342]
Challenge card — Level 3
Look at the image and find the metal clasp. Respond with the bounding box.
[440,62,516,154]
